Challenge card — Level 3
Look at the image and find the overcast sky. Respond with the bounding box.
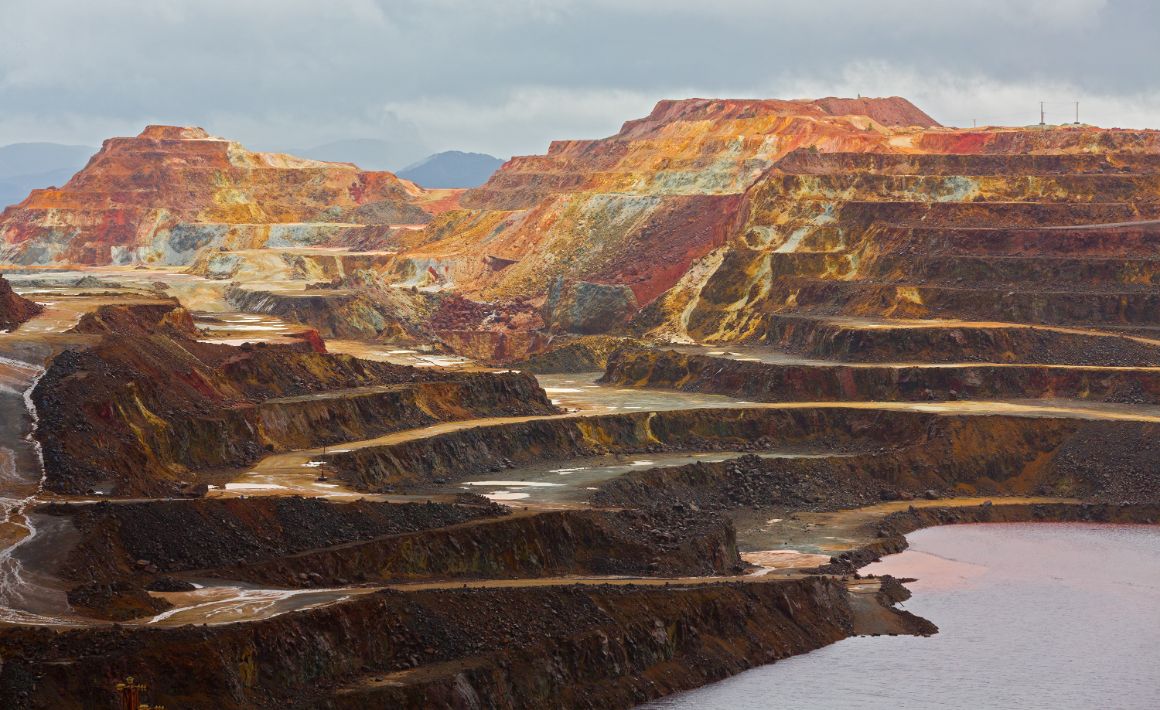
[2,0,1158,165]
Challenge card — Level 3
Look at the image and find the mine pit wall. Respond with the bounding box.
[36,365,550,496]
[0,578,876,710]
[602,349,1160,404]
[205,508,741,587]
[771,150,1160,176]
[749,314,1160,366]
[328,406,1160,502]
[867,222,1160,258]
[436,328,550,364]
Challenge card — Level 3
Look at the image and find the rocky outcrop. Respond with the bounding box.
[32,302,555,495]
[0,274,41,330]
[543,279,638,335]
[511,335,643,373]
[0,125,454,266]
[0,576,931,709]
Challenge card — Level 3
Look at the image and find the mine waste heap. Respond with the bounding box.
[0,97,1158,709]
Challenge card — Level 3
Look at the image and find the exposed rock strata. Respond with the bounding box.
[651,148,1160,342]
[211,507,742,586]
[749,314,1160,366]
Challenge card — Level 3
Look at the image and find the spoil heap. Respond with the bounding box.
[0,274,41,330]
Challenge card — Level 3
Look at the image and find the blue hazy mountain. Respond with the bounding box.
[397,151,505,189]
[0,142,95,209]
[296,138,430,173]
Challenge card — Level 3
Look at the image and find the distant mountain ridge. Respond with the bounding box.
[296,138,430,173]
[0,142,95,209]
[398,151,506,189]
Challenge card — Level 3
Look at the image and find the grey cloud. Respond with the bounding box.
[0,0,1156,161]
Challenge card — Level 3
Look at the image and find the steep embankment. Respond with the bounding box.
[328,406,1160,502]
[32,302,555,495]
[0,576,930,709]
[0,274,41,330]
[0,125,453,266]
[602,348,1160,405]
[41,499,741,593]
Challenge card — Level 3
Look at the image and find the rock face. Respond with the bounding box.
[542,278,638,334]
[0,126,455,266]
[0,274,41,330]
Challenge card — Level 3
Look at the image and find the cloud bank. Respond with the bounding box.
[1,0,1156,164]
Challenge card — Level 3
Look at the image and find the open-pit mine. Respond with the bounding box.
[0,97,1158,708]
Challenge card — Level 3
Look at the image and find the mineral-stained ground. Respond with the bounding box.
[0,96,1158,708]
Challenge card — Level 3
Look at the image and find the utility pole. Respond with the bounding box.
[116,677,145,710]
[115,677,164,710]
[1040,101,1046,126]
